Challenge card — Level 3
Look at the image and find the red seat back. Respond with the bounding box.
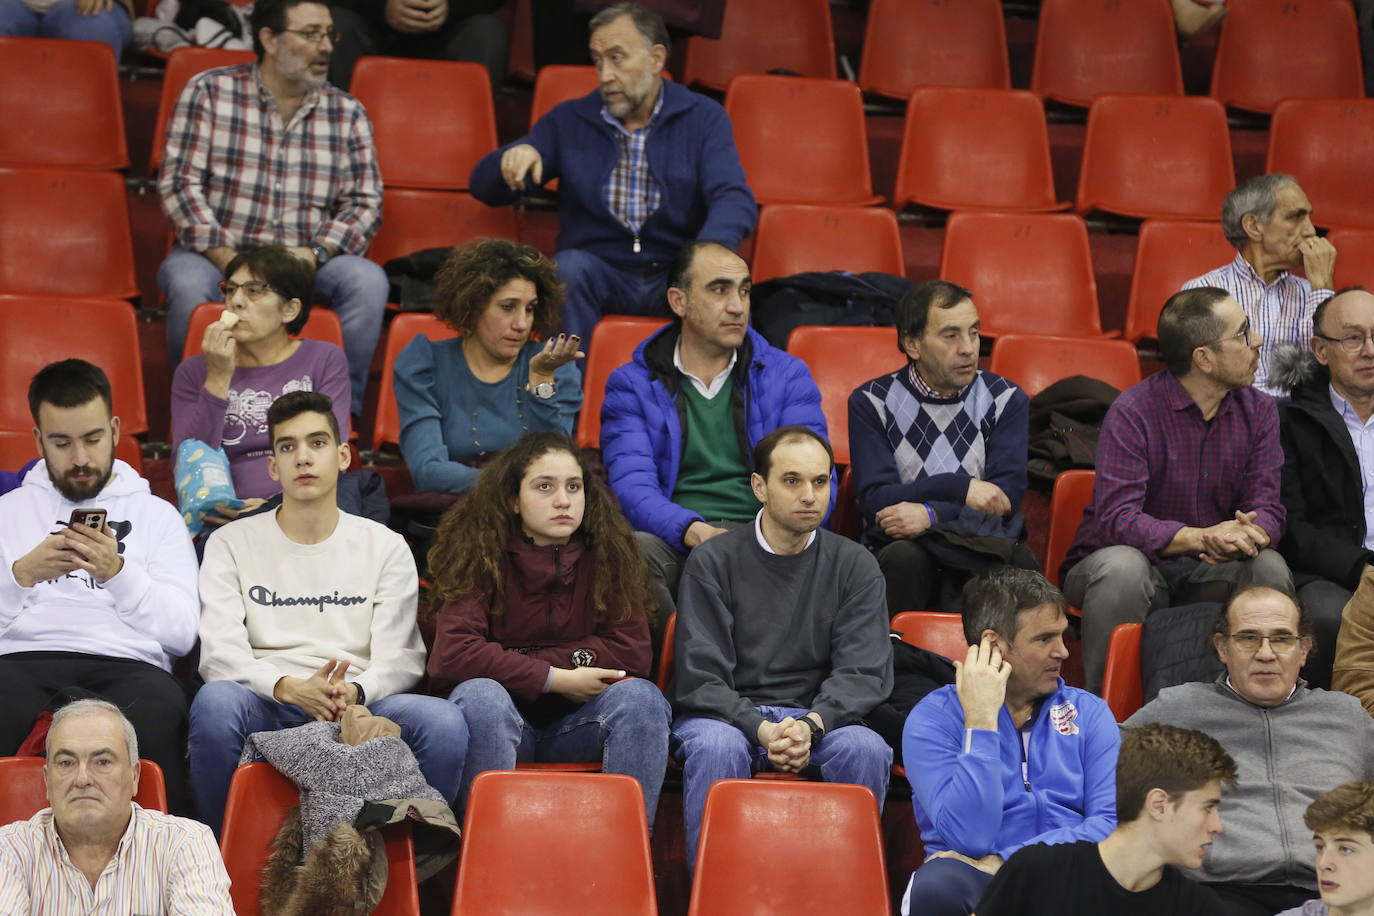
[577,317,668,449]
[785,325,906,466]
[891,610,968,660]
[372,314,460,450]
[1125,220,1237,342]
[681,0,835,90]
[366,189,518,268]
[858,0,1010,98]
[1329,227,1374,289]
[0,37,127,170]
[181,301,345,361]
[1267,99,1374,230]
[529,65,600,129]
[1102,622,1144,721]
[1045,469,1096,587]
[1211,0,1363,113]
[0,428,144,476]
[149,48,256,174]
[751,204,905,283]
[0,757,168,822]
[989,335,1141,399]
[1031,0,1183,107]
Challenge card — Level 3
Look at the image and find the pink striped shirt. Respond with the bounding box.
[0,804,233,915]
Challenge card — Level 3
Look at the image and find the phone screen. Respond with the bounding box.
[68,508,107,531]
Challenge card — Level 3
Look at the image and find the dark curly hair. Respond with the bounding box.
[433,238,564,338]
[427,432,653,622]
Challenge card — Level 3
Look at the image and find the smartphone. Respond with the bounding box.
[68,508,107,532]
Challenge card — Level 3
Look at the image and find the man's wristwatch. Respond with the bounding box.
[307,242,330,267]
[796,715,825,750]
[352,682,366,706]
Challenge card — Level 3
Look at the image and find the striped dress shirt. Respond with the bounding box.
[601,92,665,249]
[1183,252,1332,397]
[0,804,233,915]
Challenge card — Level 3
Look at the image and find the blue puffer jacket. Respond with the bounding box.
[601,324,829,550]
[469,79,756,270]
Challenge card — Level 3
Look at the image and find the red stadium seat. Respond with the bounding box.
[751,204,904,283]
[681,0,835,90]
[0,757,167,822]
[365,189,518,268]
[577,316,668,449]
[371,313,459,450]
[1329,227,1374,290]
[689,780,887,916]
[0,295,148,435]
[453,771,656,915]
[989,335,1141,398]
[0,37,127,170]
[529,65,600,129]
[724,75,881,207]
[1267,99,1374,230]
[858,0,1010,99]
[1044,470,1095,588]
[892,611,967,660]
[1076,94,1235,221]
[351,58,497,191]
[1101,622,1144,722]
[939,211,1105,339]
[1211,0,1363,114]
[181,301,345,361]
[1124,220,1236,343]
[0,168,138,299]
[893,87,1067,214]
[1031,0,1183,107]
[0,428,144,476]
[149,47,256,174]
[785,325,906,467]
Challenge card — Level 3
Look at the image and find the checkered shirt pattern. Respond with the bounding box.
[600,92,664,238]
[158,64,382,255]
[1183,252,1332,397]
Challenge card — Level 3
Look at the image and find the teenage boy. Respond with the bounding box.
[1277,781,1374,916]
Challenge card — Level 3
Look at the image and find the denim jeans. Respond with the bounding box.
[670,706,892,868]
[188,679,468,834]
[158,246,387,409]
[551,248,672,348]
[0,0,132,57]
[447,676,671,827]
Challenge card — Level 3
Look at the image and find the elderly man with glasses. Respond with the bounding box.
[1061,286,1294,693]
[1125,585,1374,916]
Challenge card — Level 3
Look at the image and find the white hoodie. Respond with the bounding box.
[0,459,199,670]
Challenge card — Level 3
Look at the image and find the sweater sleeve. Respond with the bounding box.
[197,529,291,699]
[100,500,201,660]
[692,104,757,247]
[904,692,1009,856]
[470,113,560,204]
[352,534,425,702]
[170,357,228,452]
[522,357,582,435]
[394,336,481,494]
[427,594,559,702]
[809,548,892,730]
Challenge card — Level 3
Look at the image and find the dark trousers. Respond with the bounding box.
[327,7,508,91]
[1205,883,1315,916]
[0,652,190,814]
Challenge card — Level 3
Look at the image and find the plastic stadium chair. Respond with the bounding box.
[181,301,345,361]
[689,780,887,916]
[371,313,460,450]
[989,335,1141,398]
[891,611,968,661]
[0,295,148,435]
[1124,220,1236,343]
[1101,622,1144,722]
[1076,94,1235,221]
[893,87,1067,214]
[0,168,138,299]
[751,204,905,283]
[1031,0,1183,107]
[724,75,881,207]
[1044,470,1096,588]
[529,65,600,129]
[858,0,1010,99]
[656,613,677,692]
[0,37,127,170]
[1210,0,1363,114]
[452,770,656,915]
[1329,227,1374,290]
[351,58,497,191]
[577,316,668,449]
[1267,99,1374,230]
[938,211,1105,339]
[148,47,256,174]
[365,189,519,268]
[221,762,419,916]
[0,757,168,822]
[0,428,144,476]
[681,0,835,90]
[784,325,906,467]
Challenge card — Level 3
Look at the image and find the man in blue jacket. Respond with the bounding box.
[468,2,756,345]
[901,568,1120,916]
[600,240,828,628]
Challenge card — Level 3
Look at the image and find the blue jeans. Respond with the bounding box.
[670,707,892,868]
[552,248,672,348]
[448,677,671,827]
[900,858,994,916]
[158,246,387,409]
[188,679,468,835]
[0,0,132,57]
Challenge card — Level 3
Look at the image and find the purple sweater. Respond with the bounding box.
[171,340,351,499]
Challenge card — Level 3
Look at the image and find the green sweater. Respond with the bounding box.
[670,379,758,522]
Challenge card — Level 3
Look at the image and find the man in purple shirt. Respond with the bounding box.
[1062,286,1293,692]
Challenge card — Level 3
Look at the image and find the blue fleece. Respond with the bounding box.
[903,681,1119,862]
[600,325,830,550]
[469,80,757,268]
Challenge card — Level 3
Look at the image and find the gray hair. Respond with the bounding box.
[1222,174,1298,250]
[588,2,670,54]
[46,698,139,764]
[961,567,1067,645]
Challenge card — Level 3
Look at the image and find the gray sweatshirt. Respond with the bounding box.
[671,522,893,739]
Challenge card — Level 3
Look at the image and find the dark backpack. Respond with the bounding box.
[749,270,912,350]
[1026,376,1121,491]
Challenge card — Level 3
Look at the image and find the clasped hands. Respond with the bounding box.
[1197,510,1269,564]
[756,714,821,774]
[274,659,357,722]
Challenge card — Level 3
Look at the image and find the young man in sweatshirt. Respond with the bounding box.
[0,359,199,813]
[670,425,893,868]
[189,390,466,833]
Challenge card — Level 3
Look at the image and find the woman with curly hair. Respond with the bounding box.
[393,238,583,494]
[426,431,670,821]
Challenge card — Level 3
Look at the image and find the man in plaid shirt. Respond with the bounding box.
[1061,286,1293,692]
[156,0,386,410]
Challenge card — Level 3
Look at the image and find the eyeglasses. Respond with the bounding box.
[1225,632,1305,654]
[218,280,278,300]
[1315,330,1374,353]
[1203,320,1256,349]
[280,27,341,44]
